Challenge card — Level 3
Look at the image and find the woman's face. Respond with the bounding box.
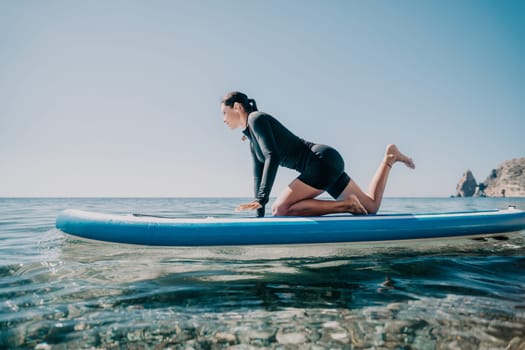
[221,103,243,129]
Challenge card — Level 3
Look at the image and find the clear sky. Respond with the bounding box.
[1,0,524,198]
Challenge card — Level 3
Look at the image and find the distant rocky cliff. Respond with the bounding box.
[455,157,525,197]
[455,170,477,197]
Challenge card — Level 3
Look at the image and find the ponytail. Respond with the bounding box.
[247,98,258,112]
[222,91,258,113]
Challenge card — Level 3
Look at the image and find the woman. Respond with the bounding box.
[221,91,415,217]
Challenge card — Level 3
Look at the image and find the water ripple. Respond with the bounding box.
[1,197,525,348]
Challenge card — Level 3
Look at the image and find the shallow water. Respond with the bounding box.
[1,197,525,349]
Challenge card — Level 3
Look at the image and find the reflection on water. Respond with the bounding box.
[1,197,525,348]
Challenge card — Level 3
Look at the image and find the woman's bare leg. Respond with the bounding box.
[271,179,367,216]
[338,144,415,214]
[271,144,413,216]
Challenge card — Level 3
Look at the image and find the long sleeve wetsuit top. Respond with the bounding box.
[242,112,314,215]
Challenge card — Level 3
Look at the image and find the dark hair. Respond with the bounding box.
[221,91,258,113]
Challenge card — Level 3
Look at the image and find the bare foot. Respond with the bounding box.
[344,194,368,215]
[385,144,415,169]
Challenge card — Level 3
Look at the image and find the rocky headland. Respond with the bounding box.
[455,157,525,197]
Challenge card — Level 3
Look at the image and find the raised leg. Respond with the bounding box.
[338,144,415,214]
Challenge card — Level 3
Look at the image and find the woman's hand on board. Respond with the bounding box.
[236,201,262,212]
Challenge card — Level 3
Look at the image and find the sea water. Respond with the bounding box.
[1,197,525,349]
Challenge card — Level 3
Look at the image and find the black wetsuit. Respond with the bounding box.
[242,112,350,217]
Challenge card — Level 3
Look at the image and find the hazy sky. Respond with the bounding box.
[1,0,524,197]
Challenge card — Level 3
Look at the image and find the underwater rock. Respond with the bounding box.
[276,329,306,344]
[214,331,236,344]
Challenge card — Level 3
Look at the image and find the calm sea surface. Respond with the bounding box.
[1,197,525,349]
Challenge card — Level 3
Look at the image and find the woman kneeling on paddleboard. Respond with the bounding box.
[221,91,415,217]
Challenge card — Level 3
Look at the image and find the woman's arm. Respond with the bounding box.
[236,137,266,216]
[236,114,280,216]
[251,114,280,207]
[238,144,266,217]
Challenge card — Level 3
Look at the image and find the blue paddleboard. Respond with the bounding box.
[56,207,525,246]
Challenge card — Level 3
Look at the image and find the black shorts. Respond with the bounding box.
[297,144,351,199]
